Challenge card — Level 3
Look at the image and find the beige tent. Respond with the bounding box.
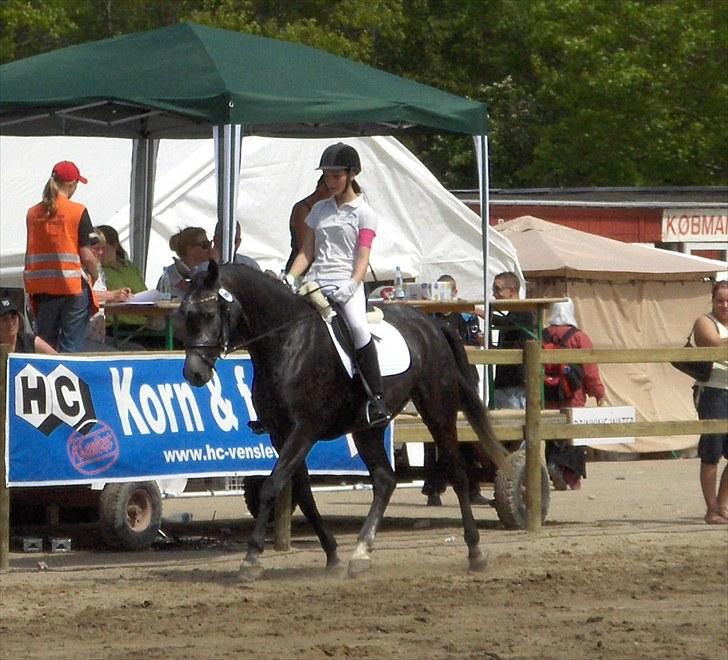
[496,215,727,453]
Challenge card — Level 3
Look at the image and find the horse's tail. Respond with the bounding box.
[439,324,514,478]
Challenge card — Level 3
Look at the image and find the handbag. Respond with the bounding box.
[671,330,713,382]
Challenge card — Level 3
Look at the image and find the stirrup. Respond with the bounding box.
[366,396,391,428]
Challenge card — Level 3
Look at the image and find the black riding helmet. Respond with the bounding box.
[317,142,361,173]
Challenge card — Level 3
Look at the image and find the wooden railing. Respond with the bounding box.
[446,342,726,532]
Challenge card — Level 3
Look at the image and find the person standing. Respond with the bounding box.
[543,298,605,490]
[283,142,390,427]
[23,161,97,352]
[692,280,728,525]
[490,271,534,410]
[285,175,329,274]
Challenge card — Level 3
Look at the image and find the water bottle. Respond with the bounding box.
[394,266,406,299]
[159,269,172,301]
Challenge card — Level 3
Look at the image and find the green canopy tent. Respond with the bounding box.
[0,21,490,289]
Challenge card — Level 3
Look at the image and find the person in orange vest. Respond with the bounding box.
[23,161,98,352]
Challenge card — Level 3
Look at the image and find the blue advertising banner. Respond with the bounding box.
[5,353,392,486]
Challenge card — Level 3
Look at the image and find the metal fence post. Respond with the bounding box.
[0,345,10,569]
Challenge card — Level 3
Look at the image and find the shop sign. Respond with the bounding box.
[662,208,728,242]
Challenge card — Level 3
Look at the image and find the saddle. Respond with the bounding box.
[296,281,409,378]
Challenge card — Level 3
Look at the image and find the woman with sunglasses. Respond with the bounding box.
[157,227,213,299]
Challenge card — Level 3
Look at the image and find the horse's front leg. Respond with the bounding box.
[241,431,315,581]
[348,428,397,577]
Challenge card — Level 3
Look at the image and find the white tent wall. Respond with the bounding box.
[0,136,133,283]
[1,136,521,299]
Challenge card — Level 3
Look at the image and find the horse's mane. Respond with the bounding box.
[216,263,314,321]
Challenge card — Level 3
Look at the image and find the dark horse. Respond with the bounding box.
[180,261,511,579]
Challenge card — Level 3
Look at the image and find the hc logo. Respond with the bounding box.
[14,363,96,436]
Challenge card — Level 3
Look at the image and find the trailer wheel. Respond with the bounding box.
[98,482,162,550]
[494,449,550,530]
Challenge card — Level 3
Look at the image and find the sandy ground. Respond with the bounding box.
[1,458,726,660]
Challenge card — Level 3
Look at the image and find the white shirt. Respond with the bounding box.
[305,194,378,281]
[701,313,728,390]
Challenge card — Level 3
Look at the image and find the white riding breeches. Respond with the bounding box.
[315,278,371,349]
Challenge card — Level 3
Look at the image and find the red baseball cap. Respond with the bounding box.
[52,161,88,184]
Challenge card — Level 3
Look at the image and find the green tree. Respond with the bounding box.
[2,0,725,187]
[523,0,727,186]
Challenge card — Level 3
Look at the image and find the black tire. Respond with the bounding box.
[494,449,550,530]
[98,481,162,550]
[243,476,297,520]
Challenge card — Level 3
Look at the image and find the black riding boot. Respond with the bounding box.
[355,339,391,428]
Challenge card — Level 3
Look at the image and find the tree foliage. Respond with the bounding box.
[1,0,724,187]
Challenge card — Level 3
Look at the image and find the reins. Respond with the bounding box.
[185,287,321,358]
[226,310,319,353]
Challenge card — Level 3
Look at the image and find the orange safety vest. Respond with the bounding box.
[24,195,86,296]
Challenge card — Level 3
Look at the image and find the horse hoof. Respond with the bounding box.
[238,561,264,583]
[468,552,488,573]
[326,562,346,579]
[347,557,371,578]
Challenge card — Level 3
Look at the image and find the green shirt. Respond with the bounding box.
[104,260,147,327]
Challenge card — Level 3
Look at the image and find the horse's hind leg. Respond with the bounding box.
[291,462,341,570]
[417,405,487,572]
[348,428,397,577]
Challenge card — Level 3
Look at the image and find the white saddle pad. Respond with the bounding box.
[326,319,411,378]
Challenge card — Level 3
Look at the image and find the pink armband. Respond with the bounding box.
[357,228,376,248]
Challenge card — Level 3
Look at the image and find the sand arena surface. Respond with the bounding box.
[1,458,726,659]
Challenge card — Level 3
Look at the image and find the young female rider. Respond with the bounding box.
[283,142,391,427]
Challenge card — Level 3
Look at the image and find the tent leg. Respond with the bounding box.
[213,124,244,264]
[129,138,159,279]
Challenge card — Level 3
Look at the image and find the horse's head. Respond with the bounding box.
[180,260,238,387]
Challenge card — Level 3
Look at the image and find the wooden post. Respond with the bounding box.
[524,340,542,533]
[273,479,292,551]
[0,345,11,570]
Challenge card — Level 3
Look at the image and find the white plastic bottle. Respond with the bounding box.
[394,266,406,299]
[159,269,172,301]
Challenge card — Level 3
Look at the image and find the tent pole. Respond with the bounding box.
[213,124,244,264]
[477,134,490,402]
[129,138,158,279]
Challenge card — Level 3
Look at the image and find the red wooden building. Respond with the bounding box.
[455,187,727,262]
